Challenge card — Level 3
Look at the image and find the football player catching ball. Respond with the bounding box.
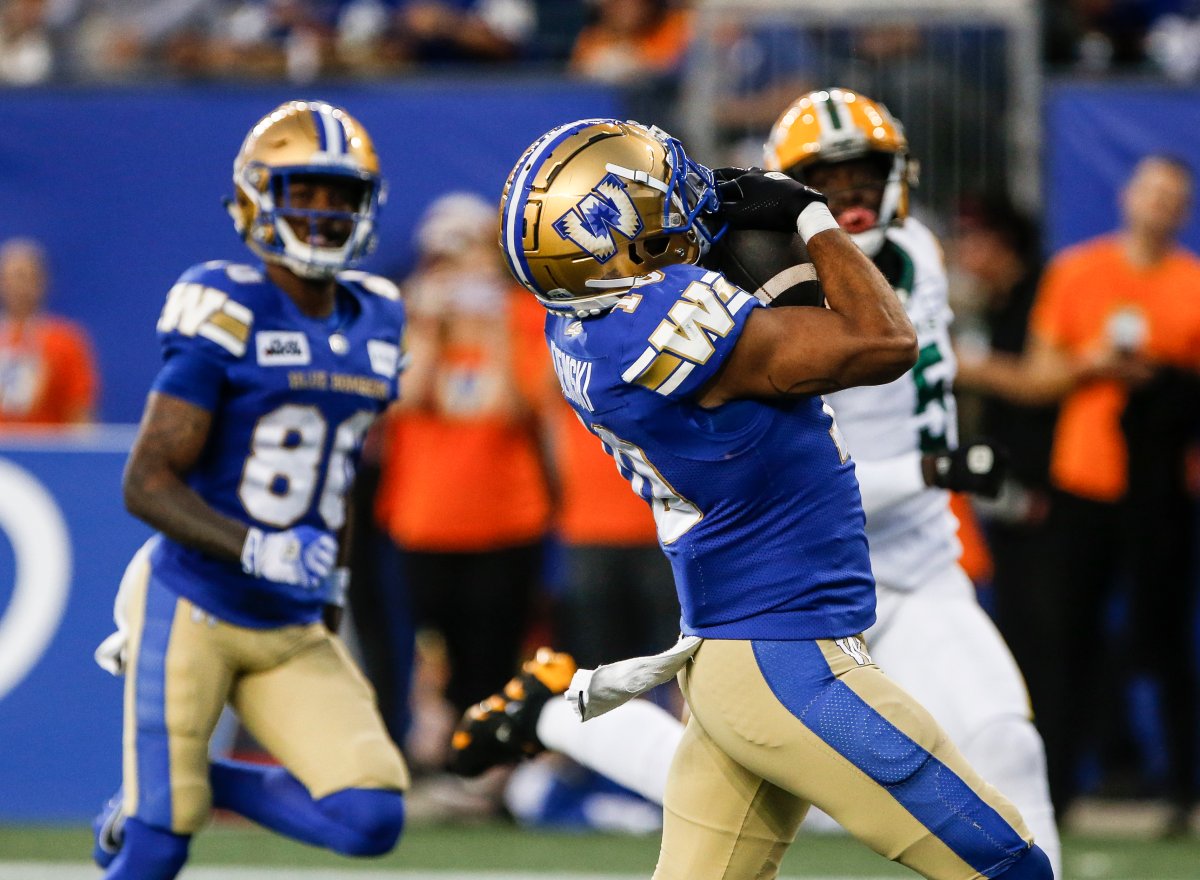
[472,115,1054,880]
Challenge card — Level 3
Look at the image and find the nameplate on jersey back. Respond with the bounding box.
[256,331,311,366]
[549,341,594,412]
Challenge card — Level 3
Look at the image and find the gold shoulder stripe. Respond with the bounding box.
[634,352,683,391]
[207,311,250,345]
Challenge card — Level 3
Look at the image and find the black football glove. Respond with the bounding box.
[714,167,829,234]
[921,442,1007,498]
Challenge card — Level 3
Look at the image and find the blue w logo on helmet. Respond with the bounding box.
[552,173,644,264]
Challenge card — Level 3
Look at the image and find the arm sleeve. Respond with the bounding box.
[854,451,927,518]
[393,296,409,400]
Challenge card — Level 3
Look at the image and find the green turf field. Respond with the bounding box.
[1,822,1198,879]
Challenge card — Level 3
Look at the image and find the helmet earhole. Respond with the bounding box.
[643,236,670,257]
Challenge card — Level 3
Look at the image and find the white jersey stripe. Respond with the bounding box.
[621,346,658,384]
[655,360,694,397]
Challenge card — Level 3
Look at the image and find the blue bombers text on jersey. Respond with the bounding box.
[148,260,406,627]
[546,262,876,640]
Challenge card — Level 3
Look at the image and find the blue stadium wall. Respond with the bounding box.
[1044,82,1200,255]
[0,82,622,424]
[0,81,1198,822]
[0,81,623,823]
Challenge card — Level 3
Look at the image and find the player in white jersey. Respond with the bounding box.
[773,95,1055,870]
[452,90,1059,876]
[829,213,962,595]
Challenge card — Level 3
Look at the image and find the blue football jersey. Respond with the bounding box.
[147,260,406,627]
[546,263,875,640]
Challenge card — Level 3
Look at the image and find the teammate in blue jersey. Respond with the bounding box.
[497,119,1054,880]
[89,100,410,880]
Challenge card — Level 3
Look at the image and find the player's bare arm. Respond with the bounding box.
[123,391,247,562]
[956,331,1152,406]
[699,171,916,407]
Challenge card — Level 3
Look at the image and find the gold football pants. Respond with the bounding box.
[654,637,1032,880]
[120,551,409,834]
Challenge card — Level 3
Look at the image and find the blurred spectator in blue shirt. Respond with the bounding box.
[699,17,817,158]
[1044,0,1162,71]
[395,0,535,61]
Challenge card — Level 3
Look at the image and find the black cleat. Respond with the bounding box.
[449,648,576,777]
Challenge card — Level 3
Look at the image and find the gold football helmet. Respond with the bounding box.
[228,100,384,280]
[499,119,722,317]
[764,88,915,256]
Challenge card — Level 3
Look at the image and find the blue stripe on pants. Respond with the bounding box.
[134,576,179,830]
[752,639,1027,878]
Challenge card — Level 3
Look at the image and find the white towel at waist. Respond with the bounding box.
[94,536,158,676]
[566,635,701,722]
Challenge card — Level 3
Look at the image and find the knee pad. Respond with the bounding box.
[317,788,406,857]
[106,818,189,880]
[856,697,937,787]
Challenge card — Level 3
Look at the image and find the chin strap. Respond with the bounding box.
[537,267,681,318]
[535,289,630,318]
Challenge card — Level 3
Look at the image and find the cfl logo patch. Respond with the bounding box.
[553,173,643,263]
[835,636,872,666]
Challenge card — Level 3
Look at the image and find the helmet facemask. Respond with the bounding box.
[793,152,908,257]
[234,164,384,281]
[652,128,725,251]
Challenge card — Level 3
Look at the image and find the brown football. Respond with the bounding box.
[703,228,824,308]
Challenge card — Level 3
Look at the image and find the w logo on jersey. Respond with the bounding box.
[553,173,644,264]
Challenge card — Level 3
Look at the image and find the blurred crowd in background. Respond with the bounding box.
[2,0,1199,843]
[2,0,1200,86]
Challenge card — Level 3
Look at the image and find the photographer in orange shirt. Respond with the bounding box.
[958,156,1200,822]
[375,194,552,724]
[0,237,98,426]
